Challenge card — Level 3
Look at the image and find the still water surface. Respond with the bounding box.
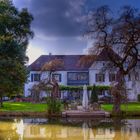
[0,118,139,140]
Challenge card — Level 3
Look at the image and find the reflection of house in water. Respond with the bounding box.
[2,119,138,140]
[120,119,140,140]
[22,118,48,139]
[24,125,46,139]
[23,126,116,140]
[22,123,115,140]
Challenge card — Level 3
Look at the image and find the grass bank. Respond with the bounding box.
[0,102,62,117]
[0,102,140,117]
[0,102,47,112]
[101,102,140,116]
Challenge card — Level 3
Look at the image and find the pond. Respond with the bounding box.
[0,117,139,140]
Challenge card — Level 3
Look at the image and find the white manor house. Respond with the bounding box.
[24,49,140,101]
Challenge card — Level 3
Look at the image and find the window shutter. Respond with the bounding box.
[31,74,34,82]
[103,74,105,82]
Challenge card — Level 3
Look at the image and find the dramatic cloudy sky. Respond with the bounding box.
[13,0,140,64]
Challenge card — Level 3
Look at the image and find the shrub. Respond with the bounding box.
[90,85,98,103]
[137,94,140,102]
[46,97,62,114]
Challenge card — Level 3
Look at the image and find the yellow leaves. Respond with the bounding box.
[41,59,64,71]
[78,55,96,67]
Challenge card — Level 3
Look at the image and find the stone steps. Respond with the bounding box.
[62,110,110,118]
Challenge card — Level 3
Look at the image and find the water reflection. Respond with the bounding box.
[0,118,139,140]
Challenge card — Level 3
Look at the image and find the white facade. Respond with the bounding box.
[25,59,140,101]
[89,61,113,86]
[126,69,140,101]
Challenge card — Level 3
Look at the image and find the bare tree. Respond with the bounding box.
[31,58,63,100]
[85,6,140,113]
[41,58,63,98]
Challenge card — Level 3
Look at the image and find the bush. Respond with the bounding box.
[137,94,140,102]
[90,85,98,103]
[46,97,62,114]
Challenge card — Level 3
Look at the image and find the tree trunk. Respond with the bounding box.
[113,117,122,140]
[51,79,60,99]
[31,91,40,103]
[112,71,125,114]
[113,97,121,113]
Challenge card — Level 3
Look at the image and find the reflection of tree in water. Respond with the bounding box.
[92,128,97,138]
[0,122,20,139]
[90,119,102,127]
[112,118,127,140]
[0,131,20,140]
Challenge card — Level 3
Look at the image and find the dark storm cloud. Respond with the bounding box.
[14,0,140,38]
[27,0,86,37]
[87,0,140,12]
[12,0,140,64]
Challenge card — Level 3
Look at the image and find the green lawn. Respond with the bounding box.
[101,102,140,112]
[0,102,140,113]
[0,102,47,112]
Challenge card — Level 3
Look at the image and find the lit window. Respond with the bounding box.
[96,74,105,82]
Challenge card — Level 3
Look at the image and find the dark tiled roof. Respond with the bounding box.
[96,47,121,61]
[28,55,91,71]
[28,48,120,71]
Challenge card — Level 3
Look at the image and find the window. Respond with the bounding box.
[67,72,89,85]
[135,72,139,81]
[34,74,41,81]
[68,72,88,81]
[128,74,131,81]
[109,73,116,82]
[52,74,61,82]
[96,74,105,82]
[31,73,41,82]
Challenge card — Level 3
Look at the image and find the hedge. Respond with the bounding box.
[42,85,110,92]
[138,94,140,102]
[59,85,110,91]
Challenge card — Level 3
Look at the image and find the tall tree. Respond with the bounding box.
[85,6,140,113]
[0,0,33,106]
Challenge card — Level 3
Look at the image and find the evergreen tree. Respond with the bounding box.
[0,0,33,107]
[90,84,98,103]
